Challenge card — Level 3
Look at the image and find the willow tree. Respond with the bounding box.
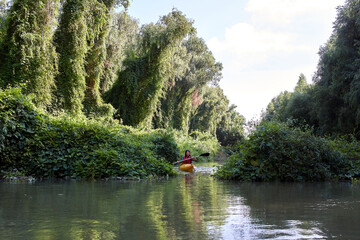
[55,0,88,114]
[100,11,139,94]
[153,35,223,131]
[189,86,229,136]
[82,0,113,116]
[0,0,59,107]
[105,10,194,127]
[55,0,129,115]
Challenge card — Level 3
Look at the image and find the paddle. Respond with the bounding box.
[172,152,210,165]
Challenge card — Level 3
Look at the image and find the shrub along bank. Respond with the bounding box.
[216,120,360,181]
[173,130,220,161]
[0,88,181,179]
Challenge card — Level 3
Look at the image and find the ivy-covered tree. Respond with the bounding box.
[82,0,115,116]
[153,35,223,131]
[0,0,60,107]
[189,86,229,136]
[0,1,10,85]
[100,11,139,94]
[105,9,194,127]
[55,0,130,116]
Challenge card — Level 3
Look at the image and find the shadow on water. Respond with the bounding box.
[1,165,360,239]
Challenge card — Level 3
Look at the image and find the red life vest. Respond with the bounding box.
[182,155,192,164]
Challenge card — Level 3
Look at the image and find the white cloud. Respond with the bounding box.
[206,0,346,120]
[220,66,315,120]
[207,23,312,69]
[246,0,345,25]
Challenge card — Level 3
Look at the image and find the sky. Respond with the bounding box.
[126,0,346,120]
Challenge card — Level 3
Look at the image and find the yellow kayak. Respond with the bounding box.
[179,164,195,173]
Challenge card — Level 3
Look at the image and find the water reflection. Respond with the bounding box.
[1,178,360,239]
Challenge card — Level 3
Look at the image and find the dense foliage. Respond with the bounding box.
[173,130,220,160]
[216,121,359,181]
[8,0,360,183]
[104,10,195,128]
[0,0,59,107]
[263,0,360,138]
[55,0,117,116]
[0,1,247,179]
[100,11,139,94]
[153,36,223,132]
[0,1,245,143]
[0,88,178,179]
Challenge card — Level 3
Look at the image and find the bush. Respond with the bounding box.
[173,130,220,161]
[216,120,354,181]
[0,88,177,179]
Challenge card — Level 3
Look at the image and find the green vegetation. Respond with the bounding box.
[0,88,221,179]
[0,88,179,179]
[104,10,195,128]
[173,130,220,160]
[3,0,360,182]
[216,121,360,181]
[215,0,360,182]
[0,0,59,107]
[153,35,223,132]
[262,0,360,138]
[0,1,245,179]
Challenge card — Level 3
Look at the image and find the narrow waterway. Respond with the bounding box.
[1,165,360,239]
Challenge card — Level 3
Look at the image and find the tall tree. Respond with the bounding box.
[55,0,91,114]
[216,104,245,146]
[294,73,308,93]
[105,9,194,127]
[263,90,293,121]
[0,0,60,107]
[100,11,139,94]
[153,35,223,131]
[262,73,315,127]
[312,0,360,135]
[189,86,229,136]
[55,0,129,116]
[82,0,114,116]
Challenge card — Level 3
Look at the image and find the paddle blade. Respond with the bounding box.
[199,153,210,157]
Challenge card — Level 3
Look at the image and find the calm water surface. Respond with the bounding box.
[1,166,360,239]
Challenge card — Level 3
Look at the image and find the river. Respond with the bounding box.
[1,164,360,239]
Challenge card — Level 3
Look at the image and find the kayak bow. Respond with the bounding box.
[179,164,194,173]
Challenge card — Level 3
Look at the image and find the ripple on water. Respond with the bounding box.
[212,197,326,240]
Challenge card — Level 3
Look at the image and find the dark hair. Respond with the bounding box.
[184,150,190,156]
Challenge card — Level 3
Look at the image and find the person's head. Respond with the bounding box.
[185,150,190,157]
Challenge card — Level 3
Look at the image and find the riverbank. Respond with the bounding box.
[0,88,219,180]
[216,120,360,182]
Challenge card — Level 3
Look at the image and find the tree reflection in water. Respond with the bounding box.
[1,178,360,239]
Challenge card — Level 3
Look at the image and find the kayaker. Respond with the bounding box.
[176,150,197,164]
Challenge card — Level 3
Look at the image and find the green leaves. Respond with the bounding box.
[0,0,60,107]
[262,1,360,138]
[216,120,355,182]
[0,88,178,179]
[105,9,194,128]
